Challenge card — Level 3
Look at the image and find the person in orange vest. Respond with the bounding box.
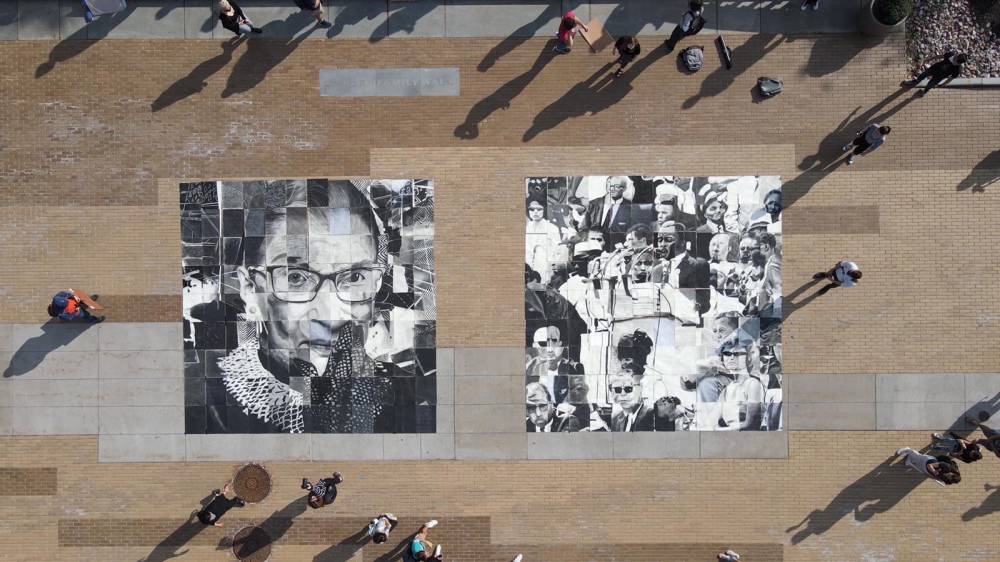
[47,290,104,323]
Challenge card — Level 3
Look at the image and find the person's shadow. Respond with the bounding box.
[781,277,835,320]
[957,149,1000,193]
[963,484,1000,521]
[328,0,385,39]
[455,41,559,140]
[682,34,785,109]
[311,526,372,561]
[784,87,920,209]
[478,7,556,72]
[785,453,926,544]
[35,5,138,78]
[139,492,217,562]
[220,14,316,99]
[214,496,311,558]
[802,35,881,78]
[3,321,96,378]
[521,42,673,142]
[370,530,420,562]
[377,1,437,43]
[152,37,245,112]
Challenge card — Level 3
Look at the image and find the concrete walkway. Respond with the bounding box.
[1,0,864,41]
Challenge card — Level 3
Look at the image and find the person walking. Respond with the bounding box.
[294,0,332,28]
[904,52,968,95]
[612,36,641,77]
[411,519,443,561]
[301,471,343,509]
[367,513,399,544]
[929,431,983,464]
[718,550,742,562]
[800,0,820,10]
[841,123,890,165]
[965,416,1000,460]
[554,11,589,54]
[196,482,246,527]
[218,0,261,36]
[895,447,961,486]
[47,290,104,323]
[813,260,861,288]
[664,1,706,53]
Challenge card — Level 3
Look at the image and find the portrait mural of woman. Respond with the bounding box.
[181,179,436,434]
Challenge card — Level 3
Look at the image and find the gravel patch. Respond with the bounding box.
[907,0,1000,77]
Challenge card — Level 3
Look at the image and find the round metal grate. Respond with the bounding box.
[232,526,272,562]
[232,463,272,504]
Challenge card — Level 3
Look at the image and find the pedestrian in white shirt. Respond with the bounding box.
[814,261,862,288]
[842,124,891,165]
[895,447,962,486]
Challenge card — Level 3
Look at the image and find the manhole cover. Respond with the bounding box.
[232,526,272,562]
[232,463,271,504]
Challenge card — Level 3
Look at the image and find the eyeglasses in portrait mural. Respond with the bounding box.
[524,176,782,433]
[181,179,436,434]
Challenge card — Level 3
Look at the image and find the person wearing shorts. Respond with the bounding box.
[411,520,443,561]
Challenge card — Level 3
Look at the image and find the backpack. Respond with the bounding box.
[681,47,704,72]
[757,77,783,98]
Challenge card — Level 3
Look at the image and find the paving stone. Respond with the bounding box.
[419,432,455,459]
[611,431,701,458]
[383,433,421,459]
[436,347,454,377]
[99,434,187,462]
[527,431,612,459]
[717,0,760,34]
[0,406,10,435]
[436,403,454,433]
[437,373,455,405]
[57,0,88,39]
[589,0,694,38]
[311,434,383,460]
[12,379,99,406]
[0,324,11,351]
[99,350,184,379]
[454,347,522,376]
[454,432,526,459]
[99,379,184,406]
[454,375,522,405]
[454,404,523,433]
[87,1,184,39]
[963,373,1000,404]
[17,0,59,39]
[328,0,387,39]
[445,0,560,38]
[99,406,184,434]
[876,402,969,431]
[787,402,876,430]
[785,373,875,403]
[4,351,99,380]
[0,379,10,406]
[700,431,788,459]
[0,0,16,41]
[236,0,337,38]
[184,0,215,39]
[319,68,461,97]
[10,324,100,354]
[876,373,965,403]
[762,0,861,34]
[98,323,182,351]
[11,406,98,434]
[386,0,444,38]
[187,433,311,461]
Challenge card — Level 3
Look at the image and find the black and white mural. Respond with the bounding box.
[524,176,783,433]
[181,179,436,434]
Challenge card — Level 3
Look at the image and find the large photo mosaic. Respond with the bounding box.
[181,179,436,434]
[525,176,783,433]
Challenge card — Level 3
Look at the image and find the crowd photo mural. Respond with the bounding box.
[181,179,437,434]
[524,176,783,433]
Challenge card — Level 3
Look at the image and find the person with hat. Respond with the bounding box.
[47,289,104,323]
[695,190,729,234]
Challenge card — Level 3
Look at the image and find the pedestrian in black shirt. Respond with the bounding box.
[295,0,332,29]
[613,36,641,77]
[904,52,968,95]
[197,482,246,527]
[302,471,343,509]
[218,0,262,36]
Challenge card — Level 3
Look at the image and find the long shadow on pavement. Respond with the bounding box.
[221,15,317,99]
[478,8,555,72]
[957,149,1000,193]
[521,42,674,142]
[801,35,882,78]
[375,1,437,43]
[964,484,1000,521]
[139,493,217,562]
[780,277,834,320]
[311,526,375,561]
[35,6,138,78]
[152,37,246,112]
[2,321,97,378]
[455,41,559,139]
[682,34,786,109]
[784,87,920,210]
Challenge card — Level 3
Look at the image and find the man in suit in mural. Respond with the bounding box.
[579,176,635,251]
[525,326,585,406]
[608,371,655,432]
[525,382,582,432]
[649,221,711,316]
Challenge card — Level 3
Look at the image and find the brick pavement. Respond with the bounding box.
[0,24,998,562]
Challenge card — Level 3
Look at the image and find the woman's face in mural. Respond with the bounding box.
[239,216,380,376]
[704,200,725,223]
[527,201,545,222]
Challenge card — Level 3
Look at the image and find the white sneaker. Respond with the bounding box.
[846,156,855,165]
[425,519,438,528]
[800,1,808,10]
[512,556,524,562]
[812,0,820,9]
[434,545,443,557]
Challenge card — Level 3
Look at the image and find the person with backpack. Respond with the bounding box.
[554,11,589,54]
[665,1,705,53]
[47,290,104,323]
[301,471,343,509]
[841,123,891,165]
[895,447,962,486]
[612,36,641,77]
